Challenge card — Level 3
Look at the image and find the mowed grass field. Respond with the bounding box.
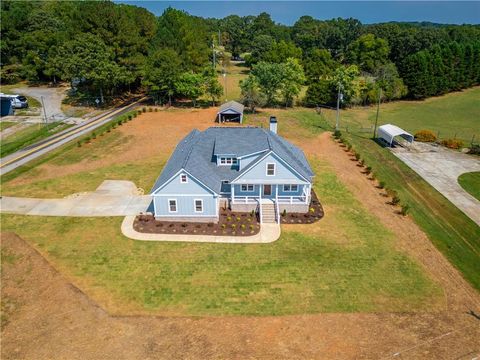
[290,89,480,290]
[458,172,480,201]
[0,107,444,316]
[330,87,480,144]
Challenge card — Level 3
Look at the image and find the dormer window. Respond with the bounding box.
[266,163,275,176]
[219,157,238,166]
[180,174,188,183]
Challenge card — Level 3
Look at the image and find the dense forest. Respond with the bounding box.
[1,0,479,107]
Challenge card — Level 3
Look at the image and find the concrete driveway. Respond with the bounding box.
[0,180,151,217]
[13,86,67,120]
[391,142,480,226]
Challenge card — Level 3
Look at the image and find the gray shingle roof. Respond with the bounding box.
[217,100,244,114]
[151,127,314,194]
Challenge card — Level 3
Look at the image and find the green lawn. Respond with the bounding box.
[0,122,17,131]
[0,122,72,158]
[458,172,480,201]
[320,87,480,144]
[0,158,442,316]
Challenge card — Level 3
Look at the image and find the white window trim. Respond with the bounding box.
[168,199,177,213]
[283,184,299,192]
[219,157,238,166]
[180,174,188,183]
[266,162,275,176]
[194,199,203,213]
[241,184,254,192]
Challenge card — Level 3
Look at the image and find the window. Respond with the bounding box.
[284,184,299,192]
[241,184,254,192]
[180,174,187,183]
[266,163,275,176]
[194,199,203,213]
[168,199,177,213]
[219,157,238,166]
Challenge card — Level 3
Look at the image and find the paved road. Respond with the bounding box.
[0,180,151,216]
[0,97,144,175]
[391,142,480,226]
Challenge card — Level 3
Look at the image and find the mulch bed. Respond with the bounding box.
[134,208,261,237]
[280,190,324,224]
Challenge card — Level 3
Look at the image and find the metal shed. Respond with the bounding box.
[216,100,244,123]
[378,124,414,147]
[0,96,14,117]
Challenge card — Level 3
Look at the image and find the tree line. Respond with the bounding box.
[1,1,479,107]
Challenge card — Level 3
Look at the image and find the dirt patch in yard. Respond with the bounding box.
[2,232,479,360]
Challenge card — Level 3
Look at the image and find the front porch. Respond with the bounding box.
[227,183,312,223]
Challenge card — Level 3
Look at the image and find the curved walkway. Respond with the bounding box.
[121,215,281,243]
[0,180,151,217]
[391,142,480,226]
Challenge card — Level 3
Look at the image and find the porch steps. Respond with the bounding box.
[261,203,277,223]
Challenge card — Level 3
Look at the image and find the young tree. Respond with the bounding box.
[239,75,265,112]
[142,48,182,105]
[331,65,360,105]
[250,61,284,105]
[202,68,223,106]
[174,72,204,106]
[279,58,306,107]
[346,34,390,73]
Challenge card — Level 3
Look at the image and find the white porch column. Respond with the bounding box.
[231,184,235,204]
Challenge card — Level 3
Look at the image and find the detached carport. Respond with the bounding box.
[378,124,414,147]
[216,100,244,123]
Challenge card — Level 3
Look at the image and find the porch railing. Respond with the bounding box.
[276,195,309,204]
[232,196,260,204]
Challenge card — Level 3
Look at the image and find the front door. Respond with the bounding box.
[263,184,272,197]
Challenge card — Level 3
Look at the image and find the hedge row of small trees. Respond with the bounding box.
[76,109,141,147]
[334,130,410,216]
[413,129,467,150]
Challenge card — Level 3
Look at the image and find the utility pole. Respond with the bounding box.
[212,40,216,72]
[223,71,227,101]
[41,96,48,125]
[335,84,342,131]
[373,87,382,139]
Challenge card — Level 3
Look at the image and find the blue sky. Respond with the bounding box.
[115,1,480,25]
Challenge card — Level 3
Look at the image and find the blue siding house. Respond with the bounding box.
[150,117,314,223]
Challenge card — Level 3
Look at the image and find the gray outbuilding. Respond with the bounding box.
[216,100,244,123]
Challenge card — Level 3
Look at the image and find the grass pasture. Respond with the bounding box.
[458,172,480,201]
[320,87,480,144]
[0,122,72,158]
[1,158,443,315]
[0,106,446,316]
[0,121,17,131]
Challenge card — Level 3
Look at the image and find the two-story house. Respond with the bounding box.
[150,117,314,224]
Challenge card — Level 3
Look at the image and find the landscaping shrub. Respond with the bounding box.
[365,166,372,174]
[92,132,96,139]
[378,181,386,189]
[128,115,132,121]
[359,159,365,167]
[414,129,437,142]
[468,144,480,155]
[142,107,147,113]
[85,136,91,143]
[440,138,464,149]
[391,195,401,205]
[333,129,342,139]
[282,209,287,217]
[154,108,158,112]
[148,107,153,112]
[354,152,361,161]
[400,204,410,216]
[77,141,81,147]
